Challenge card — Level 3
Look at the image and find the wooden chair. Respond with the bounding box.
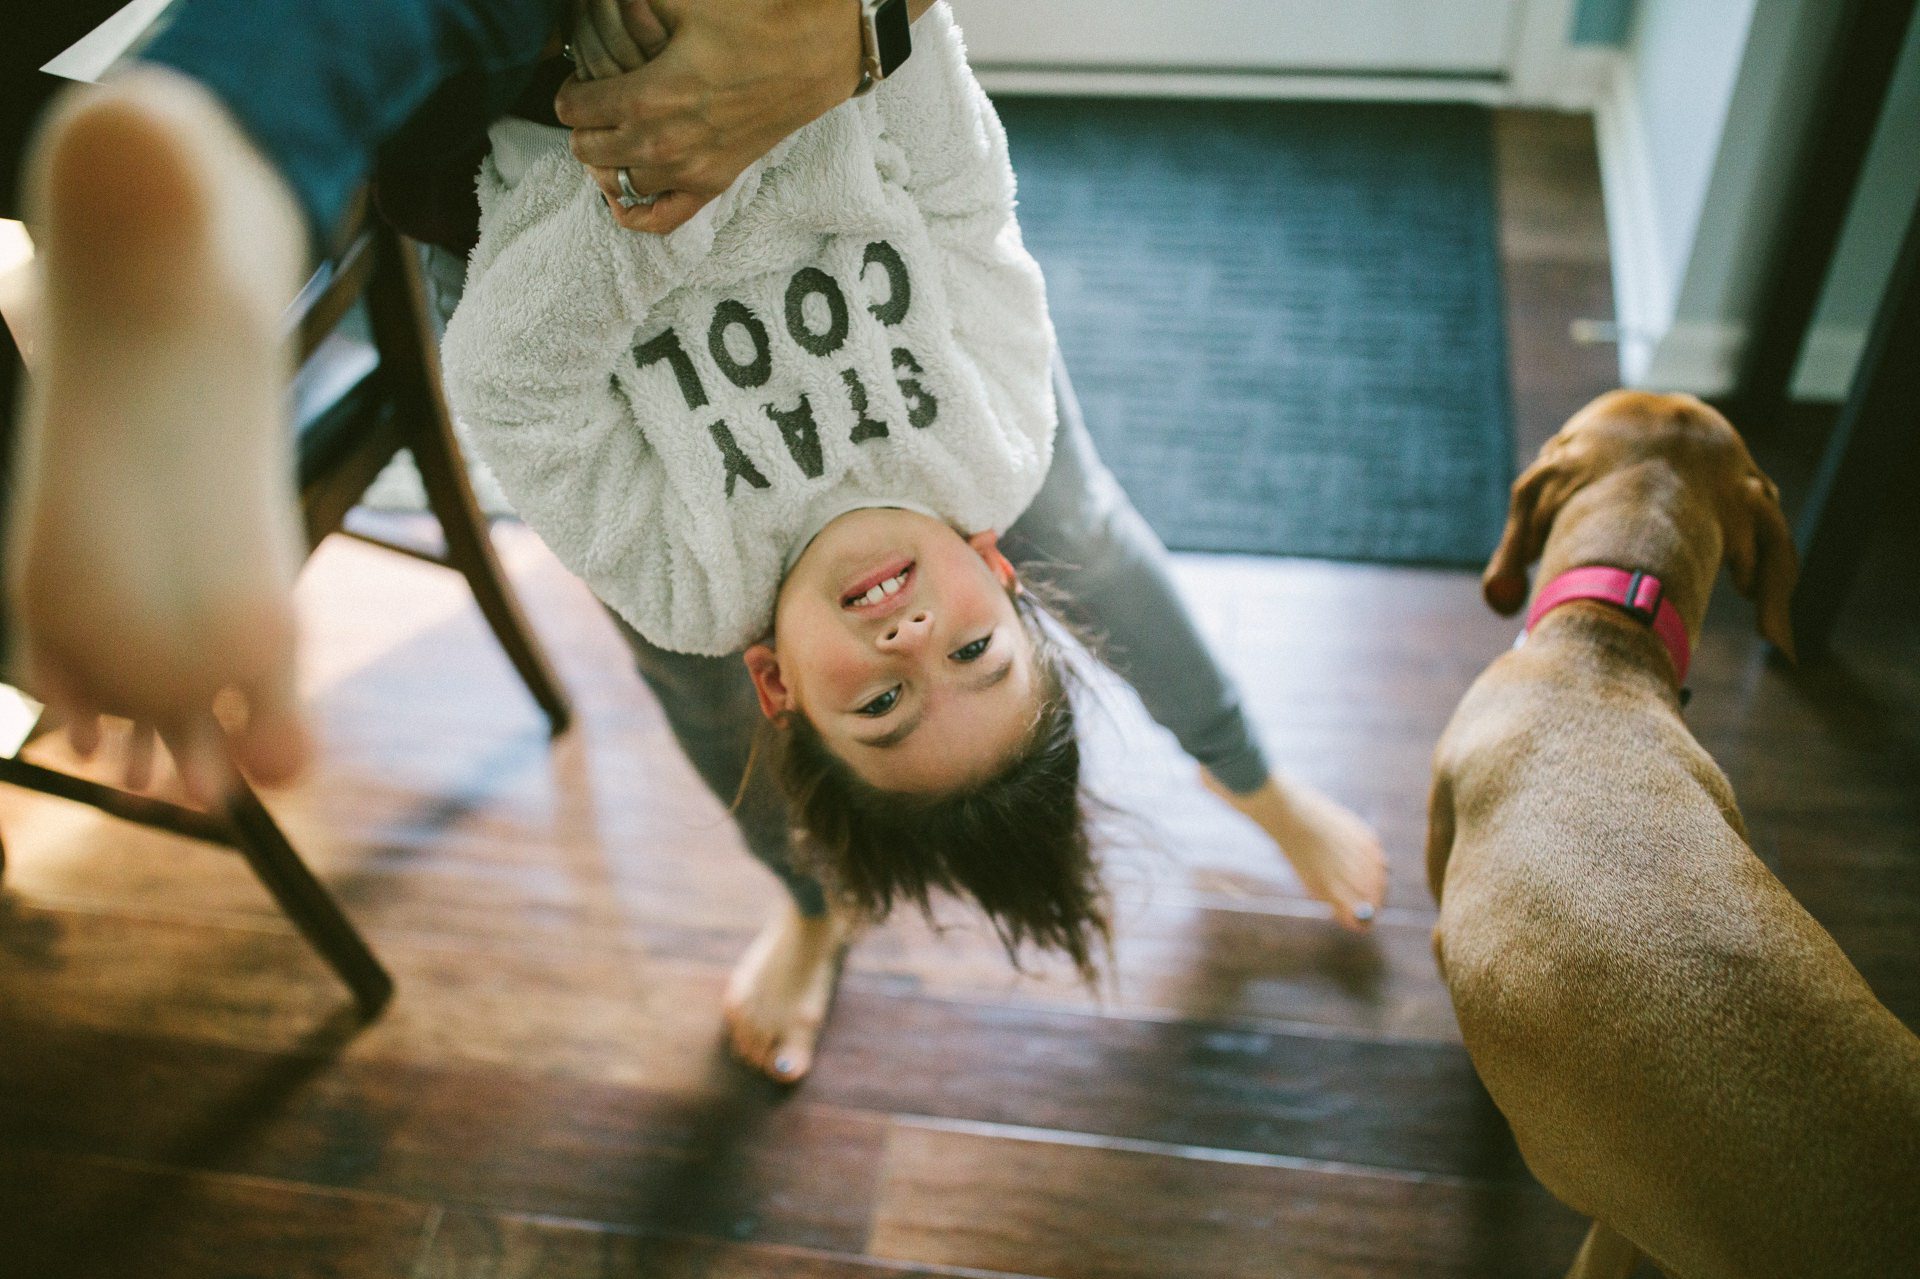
[0,209,572,1018]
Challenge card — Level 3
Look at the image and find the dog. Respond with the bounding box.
[1424,391,1920,1279]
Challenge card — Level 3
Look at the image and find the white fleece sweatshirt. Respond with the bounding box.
[440,8,1056,655]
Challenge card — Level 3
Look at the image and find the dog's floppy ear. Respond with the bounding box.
[1482,457,1560,615]
[1725,472,1799,661]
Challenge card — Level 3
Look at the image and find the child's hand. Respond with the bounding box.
[557,0,868,235]
[568,0,666,81]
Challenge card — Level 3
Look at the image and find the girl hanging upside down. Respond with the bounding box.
[12,0,1385,1088]
[440,4,1386,1082]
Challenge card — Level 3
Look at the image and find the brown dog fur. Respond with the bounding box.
[1425,391,1920,1279]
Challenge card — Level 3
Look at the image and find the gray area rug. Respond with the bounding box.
[997,97,1514,564]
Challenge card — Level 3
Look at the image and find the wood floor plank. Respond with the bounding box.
[854,895,1463,1044]
[0,872,1463,1078]
[0,1019,887,1255]
[0,909,1524,1183]
[417,1210,1041,1279]
[0,1147,430,1279]
[805,992,1527,1182]
[1492,113,1611,268]
[866,1121,1587,1279]
[1492,110,1619,459]
[0,895,750,1095]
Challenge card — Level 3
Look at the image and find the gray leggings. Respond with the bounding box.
[610,353,1270,917]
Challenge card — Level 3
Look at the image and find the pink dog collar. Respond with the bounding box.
[1525,566,1691,685]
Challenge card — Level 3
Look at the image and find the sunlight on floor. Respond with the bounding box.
[296,536,472,698]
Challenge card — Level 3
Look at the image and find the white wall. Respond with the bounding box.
[1597,0,1837,388]
[957,0,1612,107]
[951,0,1518,75]
[1597,0,1917,398]
[1631,0,1755,306]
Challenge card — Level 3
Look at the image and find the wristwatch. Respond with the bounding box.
[852,0,913,97]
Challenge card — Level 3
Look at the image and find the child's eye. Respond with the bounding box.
[857,687,901,716]
[951,635,992,663]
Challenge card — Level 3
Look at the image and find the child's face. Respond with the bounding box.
[745,509,1040,794]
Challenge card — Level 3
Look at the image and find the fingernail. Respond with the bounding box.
[774,1056,795,1077]
[1353,903,1375,923]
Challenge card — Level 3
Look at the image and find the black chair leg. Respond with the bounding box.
[364,227,573,738]
[223,782,394,1017]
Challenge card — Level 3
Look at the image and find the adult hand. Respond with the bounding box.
[556,0,868,234]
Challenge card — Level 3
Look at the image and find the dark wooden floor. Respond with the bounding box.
[3,111,1915,1279]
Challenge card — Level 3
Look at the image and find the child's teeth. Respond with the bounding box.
[848,569,908,607]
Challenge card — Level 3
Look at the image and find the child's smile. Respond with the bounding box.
[839,559,915,614]
[744,508,1040,793]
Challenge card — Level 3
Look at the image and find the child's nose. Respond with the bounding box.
[879,611,932,650]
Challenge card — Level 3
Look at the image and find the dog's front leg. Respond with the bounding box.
[1424,770,1458,980]
[1423,770,1457,904]
[1565,1220,1640,1279]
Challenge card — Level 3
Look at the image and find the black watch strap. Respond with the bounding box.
[854,0,912,96]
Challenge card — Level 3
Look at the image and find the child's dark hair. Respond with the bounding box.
[770,590,1110,981]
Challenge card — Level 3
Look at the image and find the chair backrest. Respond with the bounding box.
[290,227,377,365]
[282,193,417,548]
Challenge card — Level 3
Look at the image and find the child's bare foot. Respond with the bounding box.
[11,68,310,797]
[722,898,859,1083]
[1203,770,1387,931]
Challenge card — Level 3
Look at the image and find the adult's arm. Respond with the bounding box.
[556,0,940,233]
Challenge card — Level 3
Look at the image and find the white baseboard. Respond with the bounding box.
[1641,321,1742,395]
[1604,319,1863,401]
[973,64,1618,108]
[973,66,1510,103]
[1507,0,1619,112]
[970,0,1617,110]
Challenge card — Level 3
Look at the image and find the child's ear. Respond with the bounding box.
[967,530,1019,592]
[742,644,795,721]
